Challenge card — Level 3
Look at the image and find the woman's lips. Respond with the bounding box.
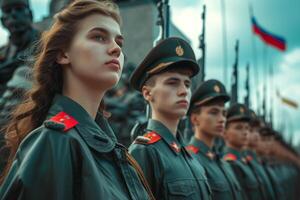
[105,59,120,71]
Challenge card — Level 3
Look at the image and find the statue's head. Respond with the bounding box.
[0,0,33,34]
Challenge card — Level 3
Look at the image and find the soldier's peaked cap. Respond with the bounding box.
[226,103,251,122]
[190,79,230,108]
[130,37,199,91]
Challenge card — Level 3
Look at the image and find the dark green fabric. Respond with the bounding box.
[0,94,150,200]
[223,147,265,200]
[130,37,199,91]
[243,151,276,200]
[190,79,230,108]
[129,119,212,200]
[189,137,246,200]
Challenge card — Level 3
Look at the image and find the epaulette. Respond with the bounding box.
[134,131,161,145]
[44,111,78,132]
[242,155,253,163]
[223,153,237,161]
[186,145,199,154]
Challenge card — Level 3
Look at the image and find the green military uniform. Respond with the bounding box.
[129,120,211,199]
[129,37,211,199]
[223,103,265,200]
[188,138,245,200]
[0,94,152,200]
[242,150,276,200]
[243,111,276,200]
[186,79,245,200]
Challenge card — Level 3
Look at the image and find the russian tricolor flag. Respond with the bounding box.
[251,17,286,51]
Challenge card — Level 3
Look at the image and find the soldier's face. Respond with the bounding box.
[58,14,124,91]
[246,126,260,149]
[224,121,249,149]
[145,71,192,119]
[1,3,32,34]
[191,101,226,137]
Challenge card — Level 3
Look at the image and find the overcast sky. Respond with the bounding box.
[0,0,299,145]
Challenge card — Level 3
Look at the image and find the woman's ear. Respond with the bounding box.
[142,85,153,102]
[56,50,70,65]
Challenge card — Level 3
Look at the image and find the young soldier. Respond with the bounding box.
[223,103,265,200]
[129,37,211,200]
[186,79,245,200]
[243,110,276,200]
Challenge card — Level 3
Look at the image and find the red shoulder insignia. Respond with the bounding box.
[223,153,237,161]
[186,145,199,154]
[143,131,161,144]
[45,111,78,132]
[246,155,253,162]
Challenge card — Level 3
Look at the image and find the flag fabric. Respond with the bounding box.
[251,17,286,51]
[276,90,298,109]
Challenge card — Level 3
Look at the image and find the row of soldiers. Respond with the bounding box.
[125,37,300,199]
[0,0,299,199]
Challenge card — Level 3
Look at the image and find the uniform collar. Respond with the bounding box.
[147,119,186,155]
[190,137,210,154]
[47,94,117,153]
[223,146,242,160]
[243,150,258,161]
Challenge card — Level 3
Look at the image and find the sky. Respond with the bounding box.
[0,0,299,145]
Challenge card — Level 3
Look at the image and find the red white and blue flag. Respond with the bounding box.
[251,17,286,51]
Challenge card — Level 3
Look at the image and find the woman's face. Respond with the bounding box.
[61,14,124,90]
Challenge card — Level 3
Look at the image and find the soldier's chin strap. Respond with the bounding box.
[125,151,156,200]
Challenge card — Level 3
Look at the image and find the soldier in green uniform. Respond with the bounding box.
[257,127,290,200]
[222,103,265,200]
[242,110,276,200]
[129,37,211,200]
[186,79,245,200]
[0,1,154,199]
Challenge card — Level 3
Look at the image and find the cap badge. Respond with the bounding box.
[176,46,184,56]
[240,107,245,113]
[214,85,221,93]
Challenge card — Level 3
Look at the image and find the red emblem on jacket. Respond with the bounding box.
[49,111,78,132]
[186,145,199,154]
[223,153,237,161]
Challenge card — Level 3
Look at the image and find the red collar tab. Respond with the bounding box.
[186,145,199,154]
[49,111,78,132]
[170,142,181,153]
[143,131,162,144]
[223,153,237,161]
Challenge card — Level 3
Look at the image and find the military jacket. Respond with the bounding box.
[223,147,265,200]
[262,162,287,200]
[129,119,211,200]
[187,137,245,200]
[0,94,150,200]
[243,151,276,200]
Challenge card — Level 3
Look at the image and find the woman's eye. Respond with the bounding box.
[93,35,106,42]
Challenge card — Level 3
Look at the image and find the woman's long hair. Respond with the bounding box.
[0,0,121,184]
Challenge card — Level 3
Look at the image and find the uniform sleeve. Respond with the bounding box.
[129,144,161,197]
[0,128,80,200]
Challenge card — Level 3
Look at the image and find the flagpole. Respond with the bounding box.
[220,0,228,88]
[249,4,260,114]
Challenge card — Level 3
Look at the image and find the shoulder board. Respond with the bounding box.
[134,131,161,145]
[44,111,78,132]
[186,145,199,154]
[246,155,253,162]
[223,153,237,161]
